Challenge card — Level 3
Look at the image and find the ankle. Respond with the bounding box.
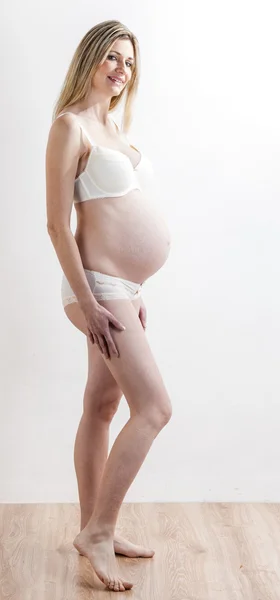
[83,520,115,540]
[80,515,91,531]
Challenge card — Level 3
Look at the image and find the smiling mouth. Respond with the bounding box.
[108,76,124,84]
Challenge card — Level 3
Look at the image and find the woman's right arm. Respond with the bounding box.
[45,114,125,358]
[45,114,97,313]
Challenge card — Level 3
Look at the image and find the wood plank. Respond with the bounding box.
[0,503,280,598]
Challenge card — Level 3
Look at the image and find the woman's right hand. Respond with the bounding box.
[83,303,126,359]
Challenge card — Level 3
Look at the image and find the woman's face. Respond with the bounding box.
[93,38,134,95]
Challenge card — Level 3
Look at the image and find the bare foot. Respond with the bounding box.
[73,529,133,592]
[79,526,155,558]
[114,534,155,558]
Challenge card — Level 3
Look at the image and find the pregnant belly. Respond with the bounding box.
[117,201,171,280]
[76,191,171,282]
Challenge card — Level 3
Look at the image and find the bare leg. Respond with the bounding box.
[74,396,155,557]
[74,406,112,532]
[73,298,172,591]
[66,298,155,558]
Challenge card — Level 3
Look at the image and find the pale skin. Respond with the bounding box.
[46,37,172,592]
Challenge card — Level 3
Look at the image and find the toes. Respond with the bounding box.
[107,578,133,591]
[108,580,122,592]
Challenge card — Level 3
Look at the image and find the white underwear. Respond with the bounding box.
[61,269,143,307]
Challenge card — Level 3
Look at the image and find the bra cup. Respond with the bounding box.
[86,149,137,194]
[55,113,154,200]
[74,146,154,202]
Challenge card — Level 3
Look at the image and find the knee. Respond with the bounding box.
[146,397,173,430]
[98,400,120,422]
[84,386,122,422]
[159,401,173,427]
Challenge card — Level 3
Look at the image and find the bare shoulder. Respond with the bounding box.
[46,113,81,161]
[45,113,82,232]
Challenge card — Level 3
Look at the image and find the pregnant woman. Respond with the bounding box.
[45,19,172,592]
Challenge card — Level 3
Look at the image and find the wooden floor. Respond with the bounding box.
[1,502,280,599]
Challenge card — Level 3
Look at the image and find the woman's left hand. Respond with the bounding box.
[139,298,147,331]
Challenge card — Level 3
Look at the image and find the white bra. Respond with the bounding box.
[55,112,154,203]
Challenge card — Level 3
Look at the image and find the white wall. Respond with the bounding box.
[1,0,280,503]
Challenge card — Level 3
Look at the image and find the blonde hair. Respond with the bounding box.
[52,19,140,133]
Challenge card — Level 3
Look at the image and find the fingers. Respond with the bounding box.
[139,306,147,330]
[93,334,103,355]
[98,335,110,360]
[89,331,120,360]
[98,331,119,359]
[105,333,120,358]
[87,309,126,358]
[110,314,126,332]
[87,329,95,345]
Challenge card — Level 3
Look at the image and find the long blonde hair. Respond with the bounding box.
[52,20,140,133]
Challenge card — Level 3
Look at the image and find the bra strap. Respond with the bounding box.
[110,116,119,132]
[55,112,94,145]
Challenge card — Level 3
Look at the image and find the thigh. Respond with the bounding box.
[63,297,142,400]
[64,296,142,336]
[64,301,121,405]
[96,298,171,418]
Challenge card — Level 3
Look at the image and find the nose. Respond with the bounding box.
[116,58,127,73]
[115,69,126,82]
[116,65,125,75]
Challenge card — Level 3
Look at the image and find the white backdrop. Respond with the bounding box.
[0,0,279,502]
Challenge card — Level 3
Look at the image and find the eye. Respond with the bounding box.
[108,54,133,68]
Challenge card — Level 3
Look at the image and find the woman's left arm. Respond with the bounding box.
[138,297,147,331]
